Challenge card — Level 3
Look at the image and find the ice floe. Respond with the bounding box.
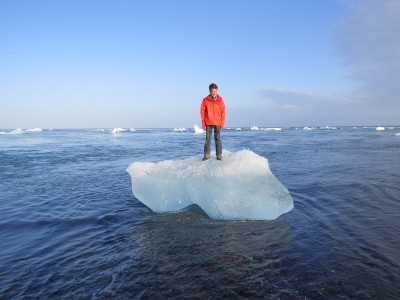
[193,125,205,134]
[126,149,294,220]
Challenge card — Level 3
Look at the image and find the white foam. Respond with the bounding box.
[193,125,205,134]
[126,149,294,220]
[129,128,136,132]
[303,126,314,130]
[376,127,385,131]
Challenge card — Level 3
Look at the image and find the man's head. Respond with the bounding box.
[209,83,218,99]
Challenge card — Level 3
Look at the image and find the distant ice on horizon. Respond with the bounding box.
[0,128,24,135]
[0,128,44,134]
[112,128,126,133]
[193,125,205,134]
[250,126,282,131]
[26,128,42,132]
[263,127,282,131]
[126,149,294,220]
[173,127,188,132]
[95,128,136,134]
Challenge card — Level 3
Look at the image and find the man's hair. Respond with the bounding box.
[209,83,218,91]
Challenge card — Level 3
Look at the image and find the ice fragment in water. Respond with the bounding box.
[126,149,294,220]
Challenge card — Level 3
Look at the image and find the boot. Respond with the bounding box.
[202,154,210,161]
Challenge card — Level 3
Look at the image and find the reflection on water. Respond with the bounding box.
[118,206,293,298]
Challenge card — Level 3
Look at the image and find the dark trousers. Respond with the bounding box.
[204,125,222,156]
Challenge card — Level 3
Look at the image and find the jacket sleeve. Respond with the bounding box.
[220,100,226,129]
[200,100,206,128]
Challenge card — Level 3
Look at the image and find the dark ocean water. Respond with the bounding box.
[1,127,399,299]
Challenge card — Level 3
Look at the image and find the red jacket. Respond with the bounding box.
[200,94,226,128]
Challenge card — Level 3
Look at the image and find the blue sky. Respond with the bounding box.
[1,0,399,128]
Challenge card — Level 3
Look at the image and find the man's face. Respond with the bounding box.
[210,88,218,98]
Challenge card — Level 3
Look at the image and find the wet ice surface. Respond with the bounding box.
[127,149,293,220]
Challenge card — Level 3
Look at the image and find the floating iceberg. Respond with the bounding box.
[0,128,24,135]
[193,125,205,134]
[126,149,294,220]
[262,127,282,131]
[320,126,337,130]
[376,127,385,131]
[26,128,42,132]
[173,127,188,132]
[112,128,126,133]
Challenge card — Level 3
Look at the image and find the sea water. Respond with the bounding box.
[1,127,399,298]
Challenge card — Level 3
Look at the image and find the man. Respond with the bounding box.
[200,83,226,161]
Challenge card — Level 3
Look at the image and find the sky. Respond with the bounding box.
[0,0,399,128]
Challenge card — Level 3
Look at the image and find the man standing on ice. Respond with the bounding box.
[200,83,226,161]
